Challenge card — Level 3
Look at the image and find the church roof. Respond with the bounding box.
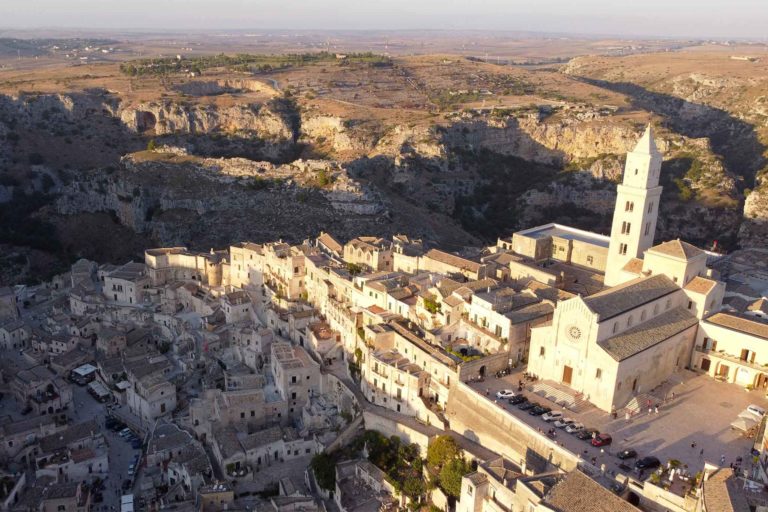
[647,240,704,260]
[632,124,661,156]
[598,306,698,362]
[585,274,678,321]
[621,258,644,275]
[684,276,718,295]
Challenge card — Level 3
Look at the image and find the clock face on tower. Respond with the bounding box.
[567,325,582,341]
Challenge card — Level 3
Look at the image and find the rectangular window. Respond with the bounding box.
[687,301,693,310]
[539,347,545,357]
[619,243,628,255]
[596,368,602,379]
[644,222,651,236]
[648,202,653,213]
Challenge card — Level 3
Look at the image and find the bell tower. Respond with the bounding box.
[604,125,663,287]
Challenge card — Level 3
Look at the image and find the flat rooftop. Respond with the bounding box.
[517,223,610,248]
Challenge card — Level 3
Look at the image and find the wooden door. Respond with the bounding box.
[562,365,573,385]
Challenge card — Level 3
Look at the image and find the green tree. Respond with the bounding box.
[147,139,158,151]
[439,458,471,498]
[310,453,336,491]
[427,435,461,470]
[346,262,363,275]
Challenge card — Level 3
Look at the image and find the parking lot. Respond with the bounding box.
[470,368,767,480]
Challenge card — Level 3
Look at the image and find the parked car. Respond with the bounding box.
[747,404,766,418]
[617,449,638,460]
[509,395,528,405]
[591,433,613,447]
[576,428,599,441]
[553,417,574,428]
[542,411,563,422]
[530,405,552,416]
[119,428,132,437]
[634,456,661,471]
[518,401,537,411]
[496,389,516,399]
[565,422,584,434]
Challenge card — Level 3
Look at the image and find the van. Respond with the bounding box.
[747,404,766,418]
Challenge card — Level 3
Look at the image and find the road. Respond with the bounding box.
[71,385,142,512]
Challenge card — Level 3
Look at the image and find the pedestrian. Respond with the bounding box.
[486,388,489,396]
[648,407,652,415]
[720,455,726,466]
[655,405,659,414]
[700,448,704,457]
[672,391,676,400]
[625,411,630,422]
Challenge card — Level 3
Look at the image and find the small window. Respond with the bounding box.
[595,369,602,379]
[688,301,693,310]
[612,322,618,334]
[539,347,545,357]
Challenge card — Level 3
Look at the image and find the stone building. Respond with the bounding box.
[144,247,228,287]
[103,261,150,305]
[270,342,320,411]
[343,236,393,272]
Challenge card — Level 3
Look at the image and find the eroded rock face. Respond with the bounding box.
[118,101,294,139]
[54,152,387,244]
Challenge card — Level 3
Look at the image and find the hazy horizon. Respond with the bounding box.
[3,0,768,40]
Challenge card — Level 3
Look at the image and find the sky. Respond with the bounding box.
[2,0,767,39]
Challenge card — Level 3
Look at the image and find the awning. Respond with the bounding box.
[731,416,758,432]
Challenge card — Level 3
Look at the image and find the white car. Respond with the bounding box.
[542,411,563,422]
[496,389,516,399]
[747,404,766,418]
[554,417,575,428]
[565,422,584,434]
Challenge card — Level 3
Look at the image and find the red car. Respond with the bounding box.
[591,433,612,447]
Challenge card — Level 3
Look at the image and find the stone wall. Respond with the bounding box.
[362,409,433,453]
[445,381,579,472]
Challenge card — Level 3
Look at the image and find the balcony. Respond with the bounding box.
[695,346,768,373]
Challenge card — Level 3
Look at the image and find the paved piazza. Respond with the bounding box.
[470,369,768,479]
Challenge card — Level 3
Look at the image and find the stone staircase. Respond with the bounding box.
[528,382,591,413]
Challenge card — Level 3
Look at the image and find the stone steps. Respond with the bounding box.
[528,382,590,413]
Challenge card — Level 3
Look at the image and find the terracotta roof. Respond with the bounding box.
[425,249,481,273]
[684,276,718,295]
[647,239,704,260]
[702,468,750,512]
[317,232,343,255]
[598,306,698,362]
[621,258,644,274]
[748,298,768,315]
[585,274,678,321]
[706,313,768,340]
[544,470,640,512]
